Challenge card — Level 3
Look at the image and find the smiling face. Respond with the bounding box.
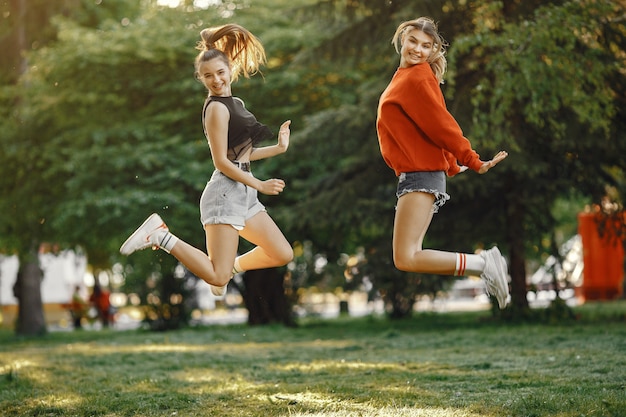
[399,28,434,68]
[197,57,232,97]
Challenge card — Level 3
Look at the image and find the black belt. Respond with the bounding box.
[232,161,250,172]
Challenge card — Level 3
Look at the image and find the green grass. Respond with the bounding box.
[1,302,625,417]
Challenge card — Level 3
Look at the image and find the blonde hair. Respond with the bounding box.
[194,23,266,82]
[392,17,447,83]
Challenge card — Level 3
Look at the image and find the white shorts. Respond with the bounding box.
[200,170,265,230]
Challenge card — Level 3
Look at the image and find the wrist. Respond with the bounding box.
[252,178,264,191]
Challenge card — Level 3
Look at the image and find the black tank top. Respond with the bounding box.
[202,96,273,161]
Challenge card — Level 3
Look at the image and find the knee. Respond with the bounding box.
[277,246,294,266]
[269,241,293,267]
[211,270,233,287]
[393,252,412,272]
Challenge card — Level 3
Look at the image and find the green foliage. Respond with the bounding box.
[0,0,143,82]
[450,1,619,146]
[1,0,625,323]
[442,0,626,309]
[274,0,626,316]
[2,11,204,259]
[541,297,578,324]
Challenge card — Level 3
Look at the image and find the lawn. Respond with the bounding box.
[1,301,625,417]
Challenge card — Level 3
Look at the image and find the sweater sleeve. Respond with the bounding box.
[401,68,483,173]
[444,150,461,176]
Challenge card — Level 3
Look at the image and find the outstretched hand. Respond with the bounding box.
[278,120,291,152]
[478,151,508,174]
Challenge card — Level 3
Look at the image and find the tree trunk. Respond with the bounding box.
[13,250,46,336]
[507,198,530,311]
[15,0,27,75]
[1,0,28,80]
[238,268,295,326]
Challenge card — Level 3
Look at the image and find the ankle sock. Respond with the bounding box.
[454,253,485,276]
[158,232,179,254]
[232,257,243,275]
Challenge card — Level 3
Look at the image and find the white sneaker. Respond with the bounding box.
[210,284,227,297]
[479,246,510,309]
[120,213,168,255]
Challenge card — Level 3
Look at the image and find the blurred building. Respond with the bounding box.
[0,250,88,328]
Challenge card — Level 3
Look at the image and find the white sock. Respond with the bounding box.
[158,232,179,254]
[232,257,243,275]
[455,253,485,276]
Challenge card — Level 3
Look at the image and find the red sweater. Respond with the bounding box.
[376,63,483,177]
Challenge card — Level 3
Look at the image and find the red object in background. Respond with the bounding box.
[577,212,624,301]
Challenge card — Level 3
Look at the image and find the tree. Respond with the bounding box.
[232,268,295,326]
[0,0,324,331]
[0,0,146,335]
[447,0,626,315]
[0,0,143,82]
[3,0,623,329]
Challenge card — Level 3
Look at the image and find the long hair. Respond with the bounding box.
[392,17,447,84]
[194,23,266,82]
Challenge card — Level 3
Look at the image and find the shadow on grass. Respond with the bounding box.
[1,301,625,416]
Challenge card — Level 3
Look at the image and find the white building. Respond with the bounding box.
[0,250,88,328]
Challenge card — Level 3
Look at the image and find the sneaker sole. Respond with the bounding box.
[491,247,509,309]
[498,254,510,308]
[119,213,163,255]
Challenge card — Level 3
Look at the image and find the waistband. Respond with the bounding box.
[231,160,250,172]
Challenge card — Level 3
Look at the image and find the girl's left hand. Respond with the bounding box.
[258,178,286,195]
[478,150,508,174]
[278,120,291,152]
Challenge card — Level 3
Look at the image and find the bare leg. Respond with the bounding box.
[392,192,510,308]
[237,211,293,271]
[169,224,239,287]
[392,191,456,274]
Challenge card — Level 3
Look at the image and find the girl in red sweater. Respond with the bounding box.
[376,17,510,308]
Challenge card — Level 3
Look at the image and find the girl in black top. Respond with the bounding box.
[120,24,293,296]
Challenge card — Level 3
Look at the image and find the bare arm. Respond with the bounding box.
[205,104,286,195]
[250,120,291,161]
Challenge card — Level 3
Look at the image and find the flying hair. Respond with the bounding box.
[195,23,266,82]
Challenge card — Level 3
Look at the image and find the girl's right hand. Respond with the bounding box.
[258,178,285,195]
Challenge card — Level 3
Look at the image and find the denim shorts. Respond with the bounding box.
[396,171,450,213]
[200,170,265,230]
